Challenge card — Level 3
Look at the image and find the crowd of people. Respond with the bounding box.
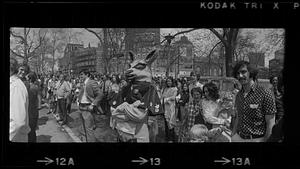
[10,57,284,143]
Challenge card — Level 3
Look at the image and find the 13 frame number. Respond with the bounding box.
[150,158,161,166]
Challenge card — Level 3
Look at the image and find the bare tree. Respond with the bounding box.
[85,28,126,74]
[106,28,126,73]
[47,28,68,74]
[208,28,239,77]
[33,36,52,74]
[10,28,47,64]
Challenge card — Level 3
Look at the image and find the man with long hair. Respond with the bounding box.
[231,61,276,142]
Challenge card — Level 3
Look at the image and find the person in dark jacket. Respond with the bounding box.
[268,75,284,142]
[78,70,104,142]
[26,72,41,142]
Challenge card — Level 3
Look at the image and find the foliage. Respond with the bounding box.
[234,28,285,70]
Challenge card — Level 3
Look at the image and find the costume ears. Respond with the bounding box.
[145,49,157,65]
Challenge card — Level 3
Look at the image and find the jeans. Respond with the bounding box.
[28,116,38,142]
[66,94,73,114]
[57,98,67,123]
[79,107,97,142]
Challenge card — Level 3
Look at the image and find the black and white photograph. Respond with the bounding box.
[9,28,285,143]
[3,1,300,169]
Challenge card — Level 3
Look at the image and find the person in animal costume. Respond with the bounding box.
[109,50,164,142]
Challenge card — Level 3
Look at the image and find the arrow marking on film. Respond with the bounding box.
[214,157,231,165]
[131,157,148,165]
[37,157,54,165]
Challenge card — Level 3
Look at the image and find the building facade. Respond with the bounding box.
[193,57,224,77]
[73,47,98,73]
[153,36,194,77]
[62,43,103,74]
[125,28,160,57]
[269,48,284,77]
[248,52,265,67]
[193,44,225,77]
[62,44,84,73]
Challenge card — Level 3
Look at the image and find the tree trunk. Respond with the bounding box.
[208,55,211,76]
[23,28,28,64]
[225,46,234,77]
[208,28,239,77]
[52,48,55,74]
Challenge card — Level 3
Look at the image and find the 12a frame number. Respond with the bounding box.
[56,158,74,166]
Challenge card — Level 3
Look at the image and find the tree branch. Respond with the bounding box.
[85,28,104,45]
[10,30,25,42]
[232,28,239,40]
[28,41,34,53]
[172,28,201,37]
[10,49,24,58]
[167,48,186,68]
[160,28,201,44]
[208,28,228,47]
[28,31,46,59]
[231,28,239,47]
[25,28,31,37]
[207,41,222,58]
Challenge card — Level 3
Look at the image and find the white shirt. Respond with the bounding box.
[10,75,31,142]
[80,78,90,104]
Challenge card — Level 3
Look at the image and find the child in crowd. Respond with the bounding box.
[189,124,209,142]
[189,124,231,142]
